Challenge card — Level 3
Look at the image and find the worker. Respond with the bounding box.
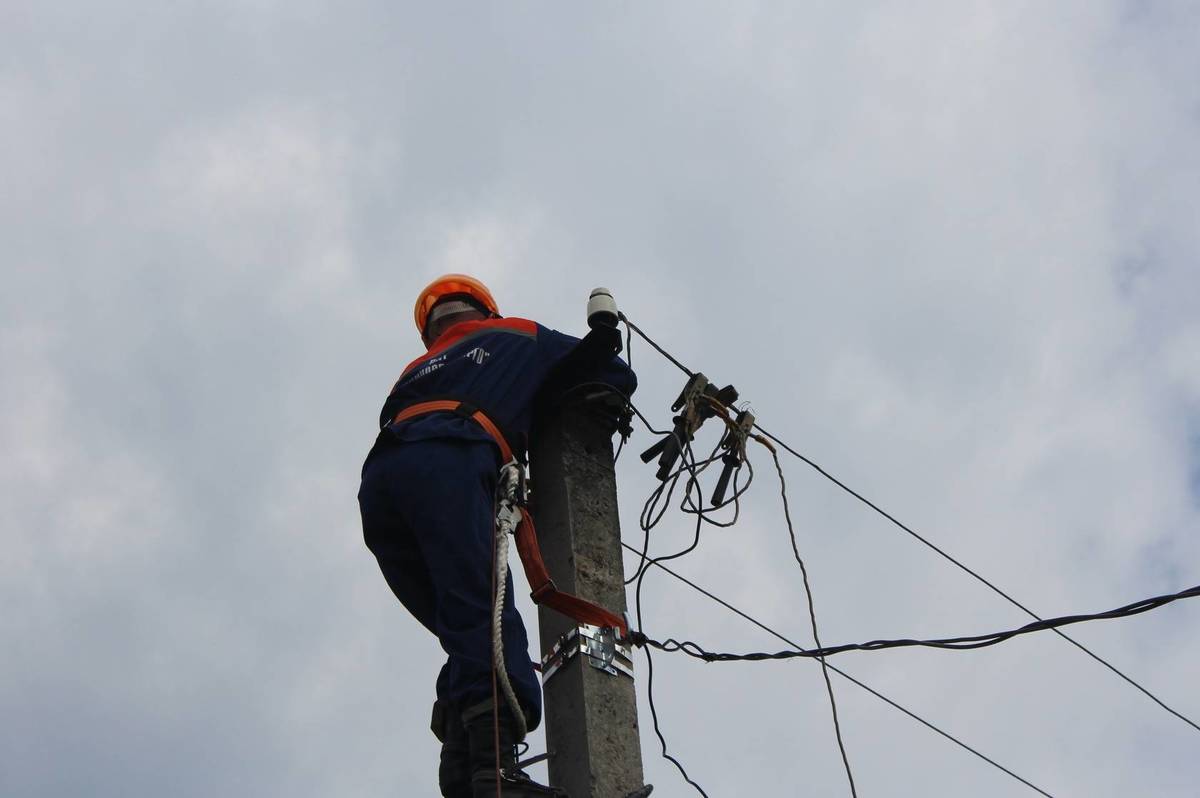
[358,274,636,798]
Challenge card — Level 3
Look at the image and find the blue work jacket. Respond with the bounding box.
[375,317,636,459]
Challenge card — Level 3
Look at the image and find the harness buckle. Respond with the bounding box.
[498,459,528,505]
[514,463,528,506]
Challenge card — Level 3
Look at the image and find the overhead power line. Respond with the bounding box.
[620,541,1056,797]
[753,421,1200,735]
[610,366,1042,796]
[621,316,1200,736]
[620,315,695,378]
[636,583,1200,662]
[762,431,857,795]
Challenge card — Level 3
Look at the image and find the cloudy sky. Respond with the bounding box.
[3,2,1199,796]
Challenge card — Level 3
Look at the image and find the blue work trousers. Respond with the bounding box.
[358,437,542,727]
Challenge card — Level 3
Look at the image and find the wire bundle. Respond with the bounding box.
[612,313,1199,797]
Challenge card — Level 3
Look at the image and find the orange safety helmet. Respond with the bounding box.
[413,274,500,336]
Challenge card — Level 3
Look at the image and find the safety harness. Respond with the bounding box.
[389,400,630,638]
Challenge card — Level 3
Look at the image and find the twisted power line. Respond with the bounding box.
[638,583,1200,661]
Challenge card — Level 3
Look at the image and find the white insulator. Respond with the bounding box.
[587,287,619,329]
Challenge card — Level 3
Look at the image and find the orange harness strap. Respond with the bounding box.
[392,400,515,464]
[514,508,628,637]
[390,402,629,638]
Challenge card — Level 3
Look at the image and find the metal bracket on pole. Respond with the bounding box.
[541,624,634,683]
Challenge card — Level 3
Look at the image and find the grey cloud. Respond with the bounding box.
[3,2,1199,796]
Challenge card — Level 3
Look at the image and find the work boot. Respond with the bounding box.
[431,700,471,798]
[463,701,567,798]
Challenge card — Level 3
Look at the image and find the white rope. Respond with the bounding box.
[493,463,529,741]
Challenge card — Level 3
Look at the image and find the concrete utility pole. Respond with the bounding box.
[530,398,648,798]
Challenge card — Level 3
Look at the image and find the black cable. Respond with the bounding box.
[622,314,1200,736]
[629,439,714,585]
[642,641,710,797]
[641,583,1200,662]
[619,332,855,794]
[633,452,712,795]
[621,541,1056,797]
[625,319,633,370]
[637,438,713,537]
[628,429,847,795]
[753,421,1200,736]
[678,438,750,529]
[616,329,1027,794]
[764,441,858,797]
[631,433,752,586]
[627,391,756,586]
[617,358,849,793]
[630,427,769,795]
[680,456,753,528]
[619,312,694,378]
[629,429,748,585]
[635,475,707,625]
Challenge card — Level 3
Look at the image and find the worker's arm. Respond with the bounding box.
[536,324,637,401]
